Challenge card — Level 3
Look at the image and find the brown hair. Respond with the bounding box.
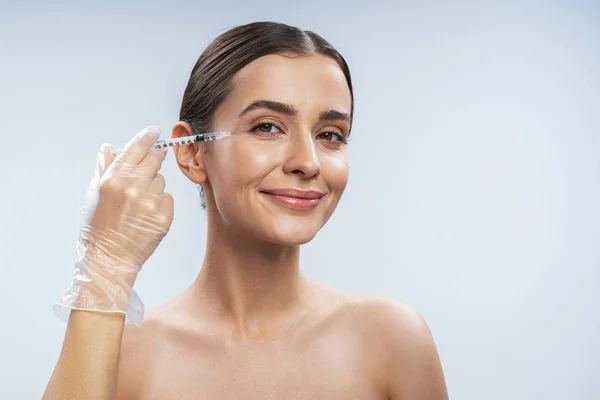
[179,21,354,208]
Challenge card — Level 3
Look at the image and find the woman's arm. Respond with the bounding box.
[43,311,125,399]
[44,126,173,398]
[385,308,448,399]
[365,298,449,399]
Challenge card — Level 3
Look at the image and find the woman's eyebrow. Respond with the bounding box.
[238,100,298,117]
[319,109,350,123]
[238,100,350,122]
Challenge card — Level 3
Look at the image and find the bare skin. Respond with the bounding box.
[44,53,448,399]
[116,282,446,399]
[117,53,447,399]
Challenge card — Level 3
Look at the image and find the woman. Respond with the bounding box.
[44,21,448,399]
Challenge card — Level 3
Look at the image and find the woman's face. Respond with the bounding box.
[189,53,351,245]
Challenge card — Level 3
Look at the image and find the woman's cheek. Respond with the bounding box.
[248,148,273,168]
[209,143,268,202]
[232,141,283,176]
[322,151,349,192]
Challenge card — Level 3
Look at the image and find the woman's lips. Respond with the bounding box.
[260,188,325,211]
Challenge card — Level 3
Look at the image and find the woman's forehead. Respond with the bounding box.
[226,53,352,114]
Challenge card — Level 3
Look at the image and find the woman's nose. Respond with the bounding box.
[281,132,321,180]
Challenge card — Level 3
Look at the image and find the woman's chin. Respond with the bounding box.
[268,234,317,246]
[259,219,322,246]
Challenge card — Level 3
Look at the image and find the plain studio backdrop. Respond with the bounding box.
[0,1,598,399]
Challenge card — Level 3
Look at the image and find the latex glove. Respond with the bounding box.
[54,126,174,327]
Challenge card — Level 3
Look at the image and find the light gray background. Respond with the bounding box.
[0,1,598,399]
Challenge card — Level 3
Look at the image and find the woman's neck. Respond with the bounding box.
[189,218,313,338]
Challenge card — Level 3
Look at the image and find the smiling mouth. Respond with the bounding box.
[260,188,326,211]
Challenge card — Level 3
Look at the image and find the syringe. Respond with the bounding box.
[111,132,230,156]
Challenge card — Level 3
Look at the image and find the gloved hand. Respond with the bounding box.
[54,126,174,327]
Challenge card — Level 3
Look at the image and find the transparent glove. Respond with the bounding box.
[54,126,174,327]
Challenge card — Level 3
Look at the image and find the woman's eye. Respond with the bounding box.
[252,123,280,134]
[318,131,346,143]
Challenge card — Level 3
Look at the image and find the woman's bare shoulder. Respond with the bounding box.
[313,283,435,360]
[318,285,446,397]
[344,293,435,354]
[311,281,426,332]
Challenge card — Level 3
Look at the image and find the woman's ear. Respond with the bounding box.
[172,122,208,184]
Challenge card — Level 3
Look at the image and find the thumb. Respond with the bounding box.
[82,143,115,216]
[99,143,116,176]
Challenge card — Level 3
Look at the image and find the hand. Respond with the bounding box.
[82,125,174,286]
[55,126,174,326]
